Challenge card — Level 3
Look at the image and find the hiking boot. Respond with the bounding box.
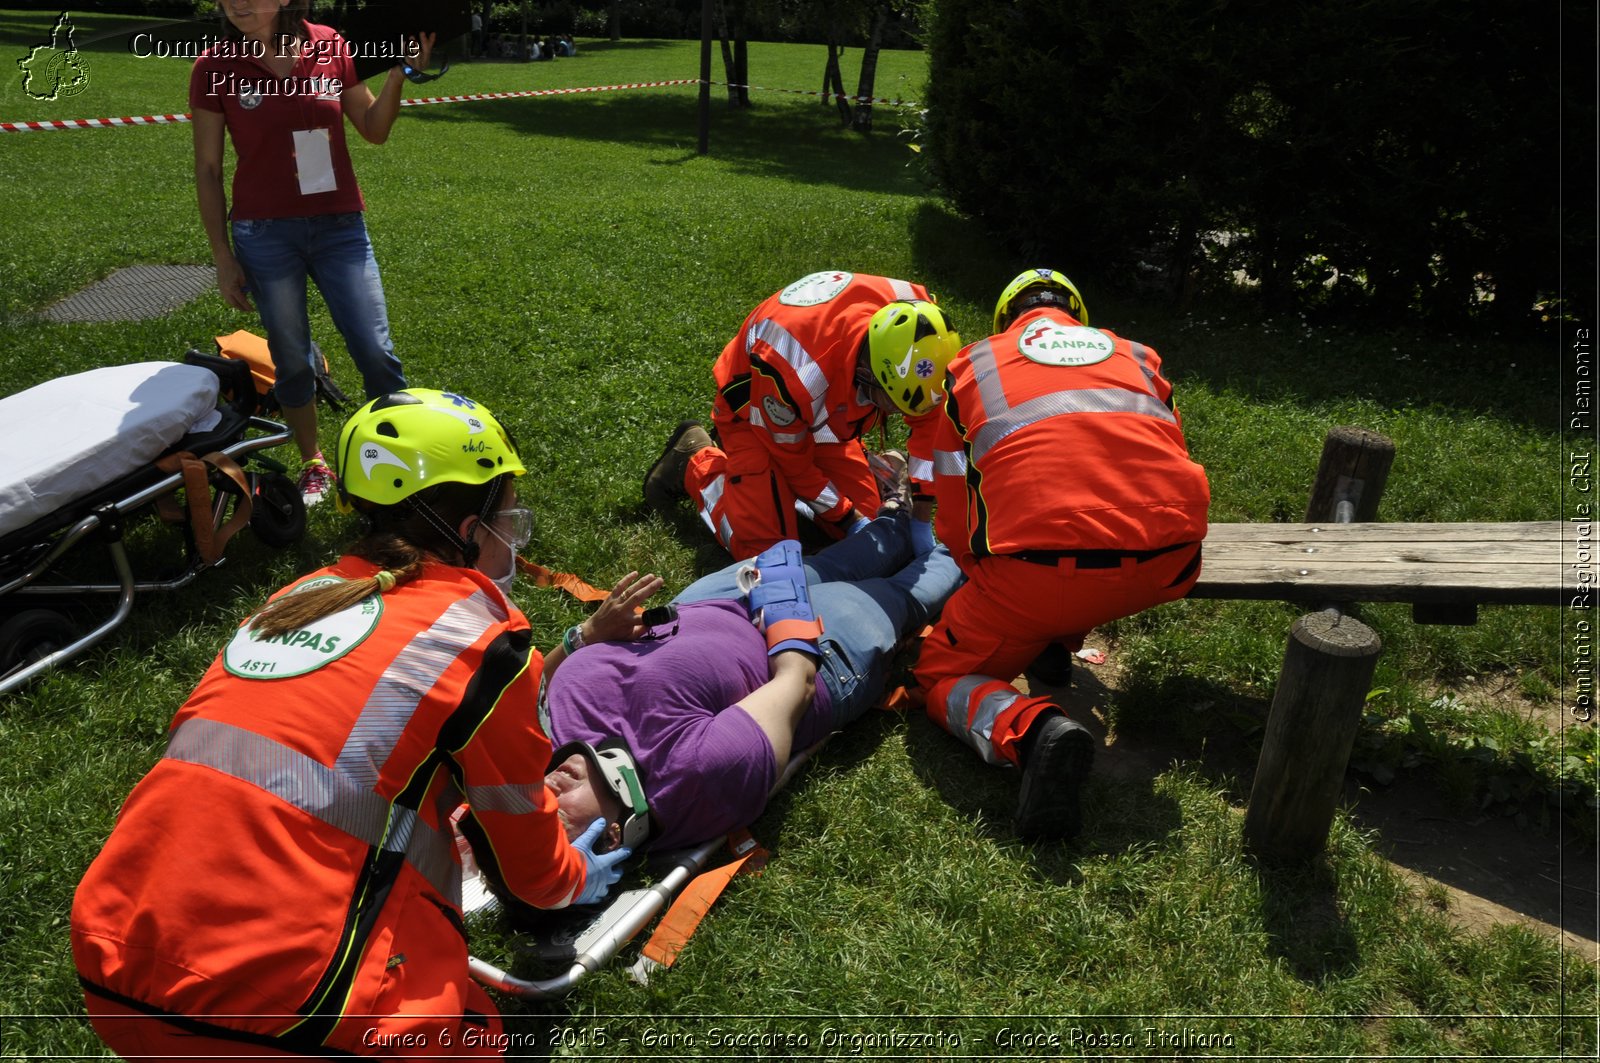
[1024,642,1076,689]
[297,457,336,508]
[644,420,714,510]
[866,449,910,513]
[1014,712,1096,841]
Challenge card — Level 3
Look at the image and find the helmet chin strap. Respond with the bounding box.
[408,495,478,565]
[406,476,506,568]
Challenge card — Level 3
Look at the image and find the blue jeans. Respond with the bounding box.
[230,212,407,408]
[674,514,964,732]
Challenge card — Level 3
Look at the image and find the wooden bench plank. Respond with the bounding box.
[1191,521,1585,606]
[1204,521,1572,543]
[1199,538,1558,566]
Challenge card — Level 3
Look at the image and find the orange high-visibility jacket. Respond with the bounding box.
[71,557,585,1054]
[931,307,1210,571]
[711,271,935,526]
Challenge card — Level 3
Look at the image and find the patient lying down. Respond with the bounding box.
[537,515,960,873]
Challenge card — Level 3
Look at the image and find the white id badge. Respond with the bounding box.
[292,128,337,195]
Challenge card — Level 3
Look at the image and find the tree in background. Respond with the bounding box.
[924,0,1583,326]
[715,0,751,107]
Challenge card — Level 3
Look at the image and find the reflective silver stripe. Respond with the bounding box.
[933,448,967,477]
[770,429,807,445]
[748,406,764,428]
[165,718,460,903]
[971,388,1177,463]
[888,277,918,301]
[464,780,545,815]
[336,594,501,789]
[1128,341,1162,398]
[812,424,841,444]
[943,674,1013,766]
[696,471,726,529]
[968,338,1007,419]
[809,482,841,513]
[965,332,1174,459]
[747,318,829,423]
[907,455,934,483]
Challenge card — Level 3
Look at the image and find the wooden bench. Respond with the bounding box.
[1169,427,1587,861]
[1191,520,1580,620]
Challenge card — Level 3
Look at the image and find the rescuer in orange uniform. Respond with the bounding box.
[71,390,652,1058]
[914,270,1211,840]
[644,270,961,560]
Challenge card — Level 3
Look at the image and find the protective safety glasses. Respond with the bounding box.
[487,507,533,550]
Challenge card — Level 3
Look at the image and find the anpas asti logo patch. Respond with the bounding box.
[1018,321,1114,367]
[779,270,853,307]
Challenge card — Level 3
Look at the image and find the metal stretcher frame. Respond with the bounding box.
[0,356,296,696]
[468,745,820,1000]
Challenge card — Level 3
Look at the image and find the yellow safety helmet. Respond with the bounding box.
[863,300,962,416]
[993,268,1089,332]
[336,389,526,509]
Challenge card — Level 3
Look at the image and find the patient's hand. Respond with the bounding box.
[769,648,819,686]
[583,570,665,643]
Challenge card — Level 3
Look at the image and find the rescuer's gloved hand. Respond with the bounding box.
[572,818,631,905]
[910,518,936,556]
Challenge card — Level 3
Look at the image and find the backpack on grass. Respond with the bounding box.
[214,329,350,413]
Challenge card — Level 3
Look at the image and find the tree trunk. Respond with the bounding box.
[716,0,737,105]
[823,41,850,126]
[714,0,750,107]
[851,5,887,133]
[608,0,621,42]
[732,0,749,107]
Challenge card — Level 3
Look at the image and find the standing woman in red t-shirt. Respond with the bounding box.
[191,0,434,507]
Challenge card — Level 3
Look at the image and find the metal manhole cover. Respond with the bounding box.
[40,264,217,323]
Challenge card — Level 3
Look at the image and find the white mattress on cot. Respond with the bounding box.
[0,361,222,540]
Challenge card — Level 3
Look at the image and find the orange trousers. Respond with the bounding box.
[84,987,506,1059]
[684,425,881,560]
[914,545,1201,767]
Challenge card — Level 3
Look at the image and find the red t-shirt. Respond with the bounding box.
[189,21,366,220]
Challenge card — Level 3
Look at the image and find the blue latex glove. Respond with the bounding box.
[744,540,823,656]
[572,818,631,905]
[911,518,936,556]
[844,514,870,536]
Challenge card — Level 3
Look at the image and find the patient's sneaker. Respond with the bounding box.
[1014,712,1096,841]
[644,421,714,510]
[866,449,910,513]
[298,456,335,508]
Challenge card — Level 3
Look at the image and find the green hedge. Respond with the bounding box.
[924,0,1586,325]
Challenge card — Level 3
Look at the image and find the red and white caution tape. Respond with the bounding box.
[709,80,919,108]
[398,78,699,107]
[1,112,191,132]
[1,76,915,133]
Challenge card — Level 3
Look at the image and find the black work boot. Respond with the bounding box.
[643,420,714,510]
[1014,711,1096,841]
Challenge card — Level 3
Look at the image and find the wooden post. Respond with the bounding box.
[1305,426,1395,523]
[1244,611,1383,861]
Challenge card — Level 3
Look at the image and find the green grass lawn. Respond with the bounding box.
[1,9,1594,1059]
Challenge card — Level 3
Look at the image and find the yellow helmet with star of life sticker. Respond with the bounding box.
[862,300,962,416]
[993,268,1089,332]
[335,389,526,509]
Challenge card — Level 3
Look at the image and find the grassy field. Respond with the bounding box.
[1,9,1595,1059]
